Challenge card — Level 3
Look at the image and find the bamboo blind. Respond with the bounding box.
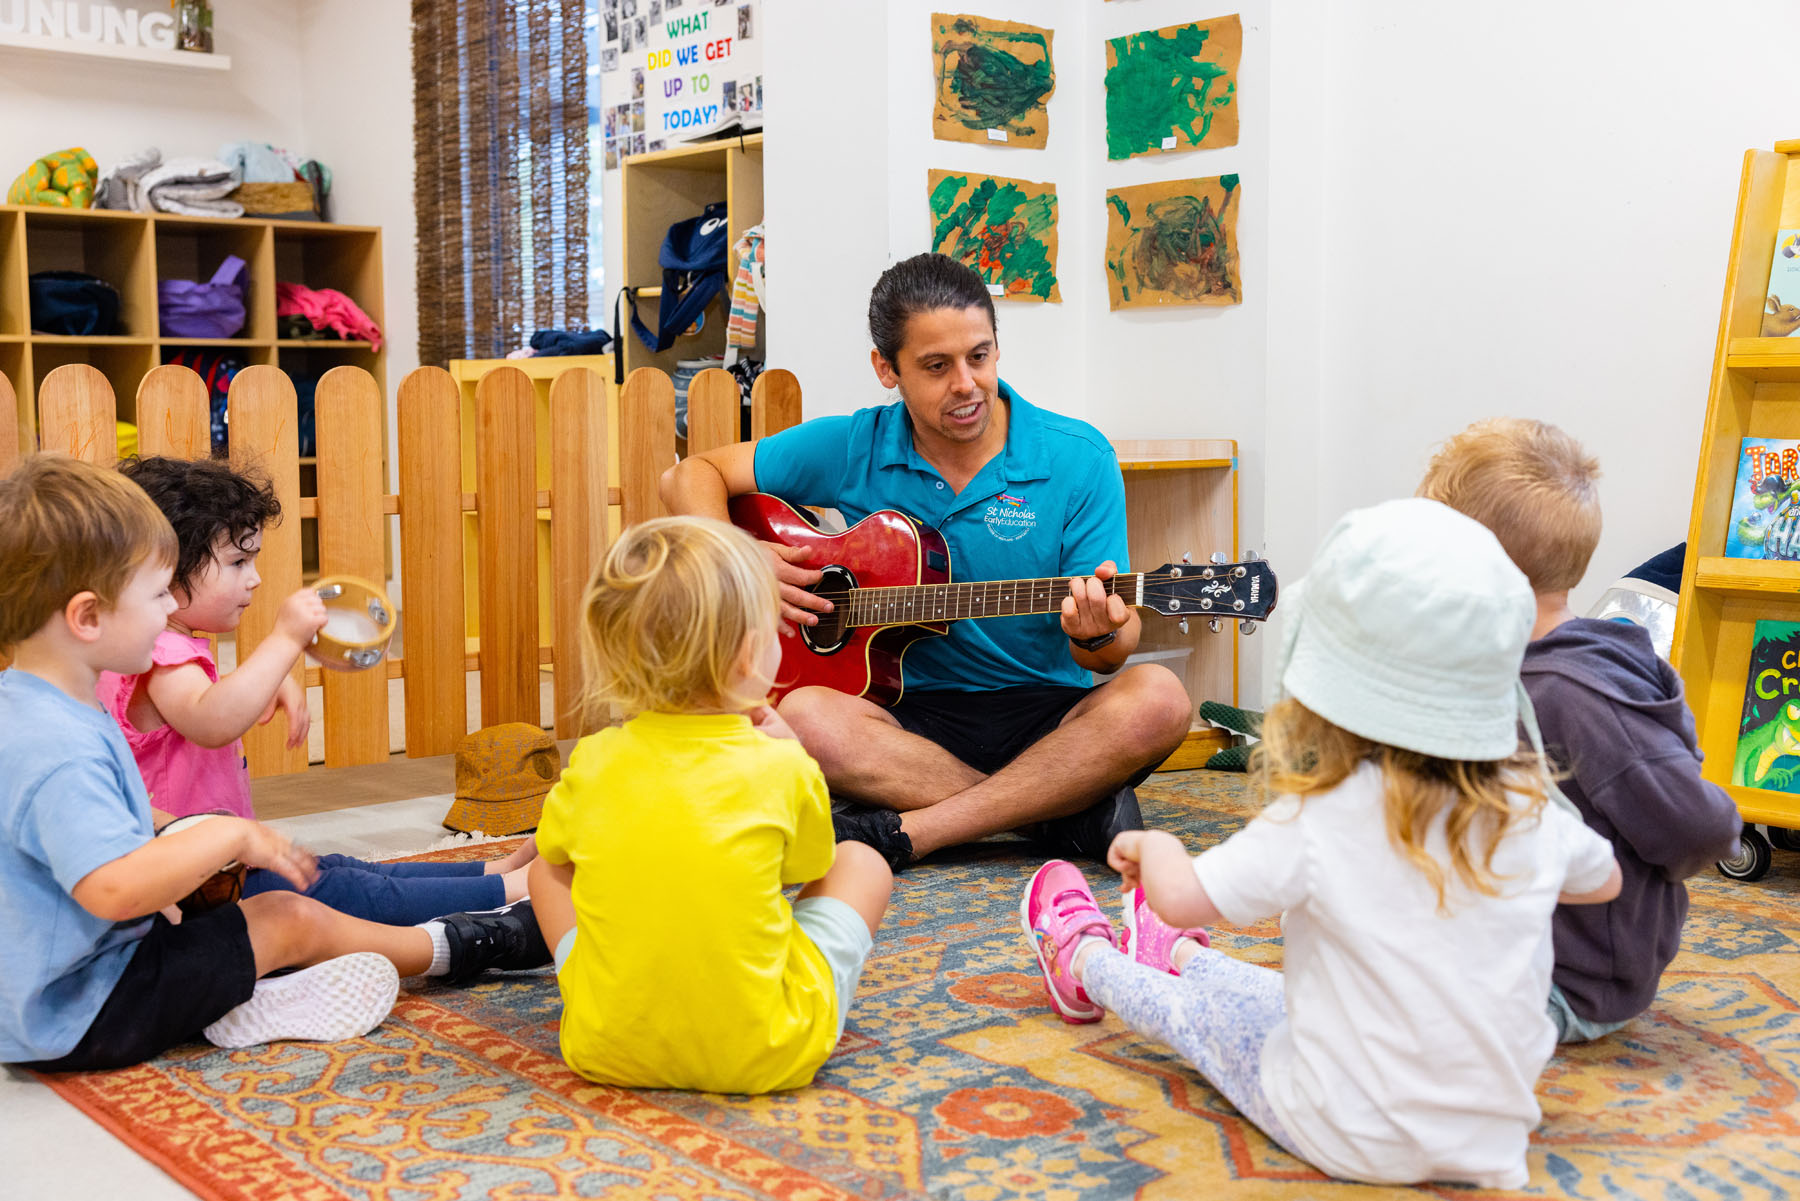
[413,0,591,367]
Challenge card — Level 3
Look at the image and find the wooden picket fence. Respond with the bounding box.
[0,361,801,778]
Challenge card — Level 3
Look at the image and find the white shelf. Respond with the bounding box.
[0,30,231,71]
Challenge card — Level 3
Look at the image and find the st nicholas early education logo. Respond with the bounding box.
[984,492,1037,542]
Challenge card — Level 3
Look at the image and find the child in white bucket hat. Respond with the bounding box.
[1018,498,1622,1188]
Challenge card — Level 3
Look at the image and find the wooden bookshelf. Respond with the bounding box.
[1672,138,1800,875]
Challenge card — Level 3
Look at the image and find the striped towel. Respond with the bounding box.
[725,223,765,362]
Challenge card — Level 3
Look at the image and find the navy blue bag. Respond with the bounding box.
[29,271,121,336]
[616,202,729,381]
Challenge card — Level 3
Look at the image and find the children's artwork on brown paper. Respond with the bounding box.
[930,12,1055,149]
[1104,174,1241,311]
[1104,14,1240,160]
[928,169,1060,302]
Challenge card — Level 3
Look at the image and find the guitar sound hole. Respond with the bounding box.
[801,565,855,655]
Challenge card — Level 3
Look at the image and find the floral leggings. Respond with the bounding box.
[1082,943,1304,1159]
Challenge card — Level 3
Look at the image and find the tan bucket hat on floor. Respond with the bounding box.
[442,723,562,835]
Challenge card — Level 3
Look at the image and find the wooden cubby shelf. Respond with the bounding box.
[0,203,385,454]
[618,133,762,379]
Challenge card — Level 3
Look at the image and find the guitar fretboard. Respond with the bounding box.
[839,575,1146,629]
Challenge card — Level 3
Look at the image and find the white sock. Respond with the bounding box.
[1073,934,1111,983]
[419,920,452,976]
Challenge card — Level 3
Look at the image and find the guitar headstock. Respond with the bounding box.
[1140,555,1277,627]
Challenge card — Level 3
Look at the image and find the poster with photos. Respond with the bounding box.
[601,0,761,169]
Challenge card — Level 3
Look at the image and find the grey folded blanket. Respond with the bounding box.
[95,148,243,218]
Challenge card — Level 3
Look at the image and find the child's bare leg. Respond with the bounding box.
[499,864,532,903]
[527,856,577,953]
[797,840,893,937]
[485,834,540,876]
[239,891,433,978]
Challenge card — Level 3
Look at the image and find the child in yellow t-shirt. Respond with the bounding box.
[527,516,893,1093]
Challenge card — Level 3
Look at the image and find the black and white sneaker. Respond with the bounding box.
[440,898,552,985]
[1022,786,1145,862]
[832,804,915,873]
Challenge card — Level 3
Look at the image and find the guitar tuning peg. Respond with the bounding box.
[1209,551,1228,565]
[1241,621,1259,636]
[1243,549,1261,562]
[1180,551,1193,564]
[1207,618,1222,634]
[1178,617,1189,635]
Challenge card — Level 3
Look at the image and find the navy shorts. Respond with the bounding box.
[21,904,257,1072]
[888,684,1160,789]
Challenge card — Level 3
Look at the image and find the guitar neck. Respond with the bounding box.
[842,575,1147,628]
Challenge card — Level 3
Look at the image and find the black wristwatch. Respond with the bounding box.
[1069,630,1117,653]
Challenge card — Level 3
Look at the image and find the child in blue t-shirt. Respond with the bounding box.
[0,455,549,1070]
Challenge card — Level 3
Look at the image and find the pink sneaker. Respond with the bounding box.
[1119,887,1210,976]
[1020,860,1116,1024]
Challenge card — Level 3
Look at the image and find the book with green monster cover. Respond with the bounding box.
[1734,619,1800,794]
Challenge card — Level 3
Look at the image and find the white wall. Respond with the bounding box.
[0,4,307,175]
[1275,0,1800,622]
[297,1,420,386]
[761,0,891,411]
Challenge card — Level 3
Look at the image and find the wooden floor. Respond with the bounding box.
[250,740,581,821]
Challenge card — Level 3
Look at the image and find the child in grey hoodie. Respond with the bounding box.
[1421,419,1741,1041]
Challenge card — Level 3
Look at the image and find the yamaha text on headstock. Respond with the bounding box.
[729,493,1278,706]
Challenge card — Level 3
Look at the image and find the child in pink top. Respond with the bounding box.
[104,630,256,819]
[98,456,536,925]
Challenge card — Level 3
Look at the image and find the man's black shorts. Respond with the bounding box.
[888,683,1159,788]
[20,904,258,1072]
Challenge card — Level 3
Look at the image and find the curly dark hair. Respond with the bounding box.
[117,456,282,595]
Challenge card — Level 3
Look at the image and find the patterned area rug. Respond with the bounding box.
[42,771,1800,1200]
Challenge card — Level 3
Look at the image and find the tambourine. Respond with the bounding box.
[155,812,247,916]
[309,574,396,672]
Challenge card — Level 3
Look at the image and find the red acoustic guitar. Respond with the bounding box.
[729,492,1278,705]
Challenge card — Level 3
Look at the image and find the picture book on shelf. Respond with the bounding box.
[1725,437,1800,560]
[1768,229,1800,337]
[1734,619,1800,794]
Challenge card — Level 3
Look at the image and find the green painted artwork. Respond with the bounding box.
[928,169,1060,303]
[1104,175,1241,311]
[931,12,1056,149]
[1105,14,1240,161]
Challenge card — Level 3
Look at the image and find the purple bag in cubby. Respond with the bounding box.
[159,255,247,339]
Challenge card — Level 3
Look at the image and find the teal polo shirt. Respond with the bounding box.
[753,380,1128,692]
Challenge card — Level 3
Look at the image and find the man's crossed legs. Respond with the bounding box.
[779,664,1192,870]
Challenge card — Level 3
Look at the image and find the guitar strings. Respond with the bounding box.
[803,569,1240,601]
[801,569,1270,628]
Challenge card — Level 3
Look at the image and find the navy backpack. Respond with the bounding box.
[615,202,729,381]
